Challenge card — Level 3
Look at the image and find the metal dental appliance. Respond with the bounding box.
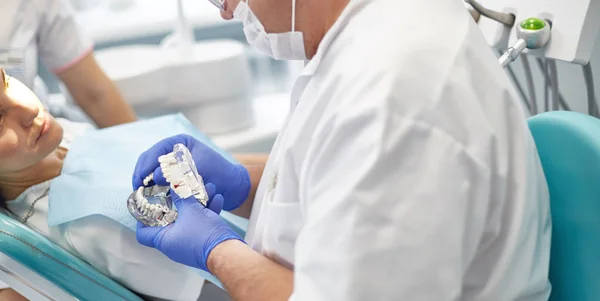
[127,143,209,227]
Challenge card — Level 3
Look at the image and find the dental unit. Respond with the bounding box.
[93,0,254,135]
[127,143,209,227]
[466,0,600,117]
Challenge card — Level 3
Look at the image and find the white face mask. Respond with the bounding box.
[234,0,307,60]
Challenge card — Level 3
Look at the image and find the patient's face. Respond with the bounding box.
[0,70,63,173]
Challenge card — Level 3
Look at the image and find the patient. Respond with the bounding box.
[0,70,205,300]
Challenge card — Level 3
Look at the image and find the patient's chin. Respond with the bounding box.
[39,119,64,155]
[48,120,64,148]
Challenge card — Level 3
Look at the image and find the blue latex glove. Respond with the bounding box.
[136,185,244,272]
[132,134,251,211]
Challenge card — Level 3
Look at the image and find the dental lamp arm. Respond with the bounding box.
[57,53,137,128]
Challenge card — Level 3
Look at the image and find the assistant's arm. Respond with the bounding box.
[38,0,137,128]
[56,53,137,128]
[230,153,269,219]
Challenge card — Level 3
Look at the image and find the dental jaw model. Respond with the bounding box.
[127,179,178,227]
[127,143,209,227]
[159,144,209,206]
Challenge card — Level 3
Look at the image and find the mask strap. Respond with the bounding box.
[291,0,297,32]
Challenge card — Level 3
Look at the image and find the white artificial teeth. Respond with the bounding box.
[135,187,144,204]
[143,174,154,186]
[159,154,176,164]
[127,173,178,227]
[137,196,147,210]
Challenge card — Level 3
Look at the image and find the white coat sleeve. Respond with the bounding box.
[292,95,492,300]
[37,0,94,73]
[64,215,204,301]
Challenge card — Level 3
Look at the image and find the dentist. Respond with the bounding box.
[132,0,551,300]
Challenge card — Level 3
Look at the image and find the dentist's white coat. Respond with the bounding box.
[245,0,552,300]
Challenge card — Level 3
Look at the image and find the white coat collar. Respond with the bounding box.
[300,0,368,77]
[288,0,368,110]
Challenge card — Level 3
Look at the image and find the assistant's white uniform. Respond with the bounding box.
[245,0,551,300]
[5,119,204,301]
[0,0,93,101]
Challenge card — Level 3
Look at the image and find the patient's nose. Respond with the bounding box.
[6,94,39,127]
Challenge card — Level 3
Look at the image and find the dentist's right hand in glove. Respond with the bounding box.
[132,134,251,211]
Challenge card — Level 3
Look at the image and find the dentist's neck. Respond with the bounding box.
[302,0,350,59]
[0,148,66,201]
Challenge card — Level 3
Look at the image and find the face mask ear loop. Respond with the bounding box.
[291,0,297,32]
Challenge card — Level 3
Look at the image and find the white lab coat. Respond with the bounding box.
[0,0,93,102]
[4,119,204,301]
[245,0,551,300]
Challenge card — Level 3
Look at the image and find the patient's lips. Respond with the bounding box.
[35,111,51,142]
[38,112,51,138]
[28,111,52,147]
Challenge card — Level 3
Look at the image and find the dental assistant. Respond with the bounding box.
[0,0,137,128]
[133,0,552,300]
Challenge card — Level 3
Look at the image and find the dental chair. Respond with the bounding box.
[0,211,143,300]
[528,111,600,301]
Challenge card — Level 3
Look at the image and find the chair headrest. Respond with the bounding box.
[528,111,600,301]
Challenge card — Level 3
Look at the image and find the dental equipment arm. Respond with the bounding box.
[499,40,527,69]
[582,63,600,117]
[535,58,571,111]
[464,0,514,27]
[520,55,537,114]
[499,18,552,68]
[549,60,559,111]
[57,53,137,128]
[467,7,480,23]
[543,60,550,112]
[498,50,532,114]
